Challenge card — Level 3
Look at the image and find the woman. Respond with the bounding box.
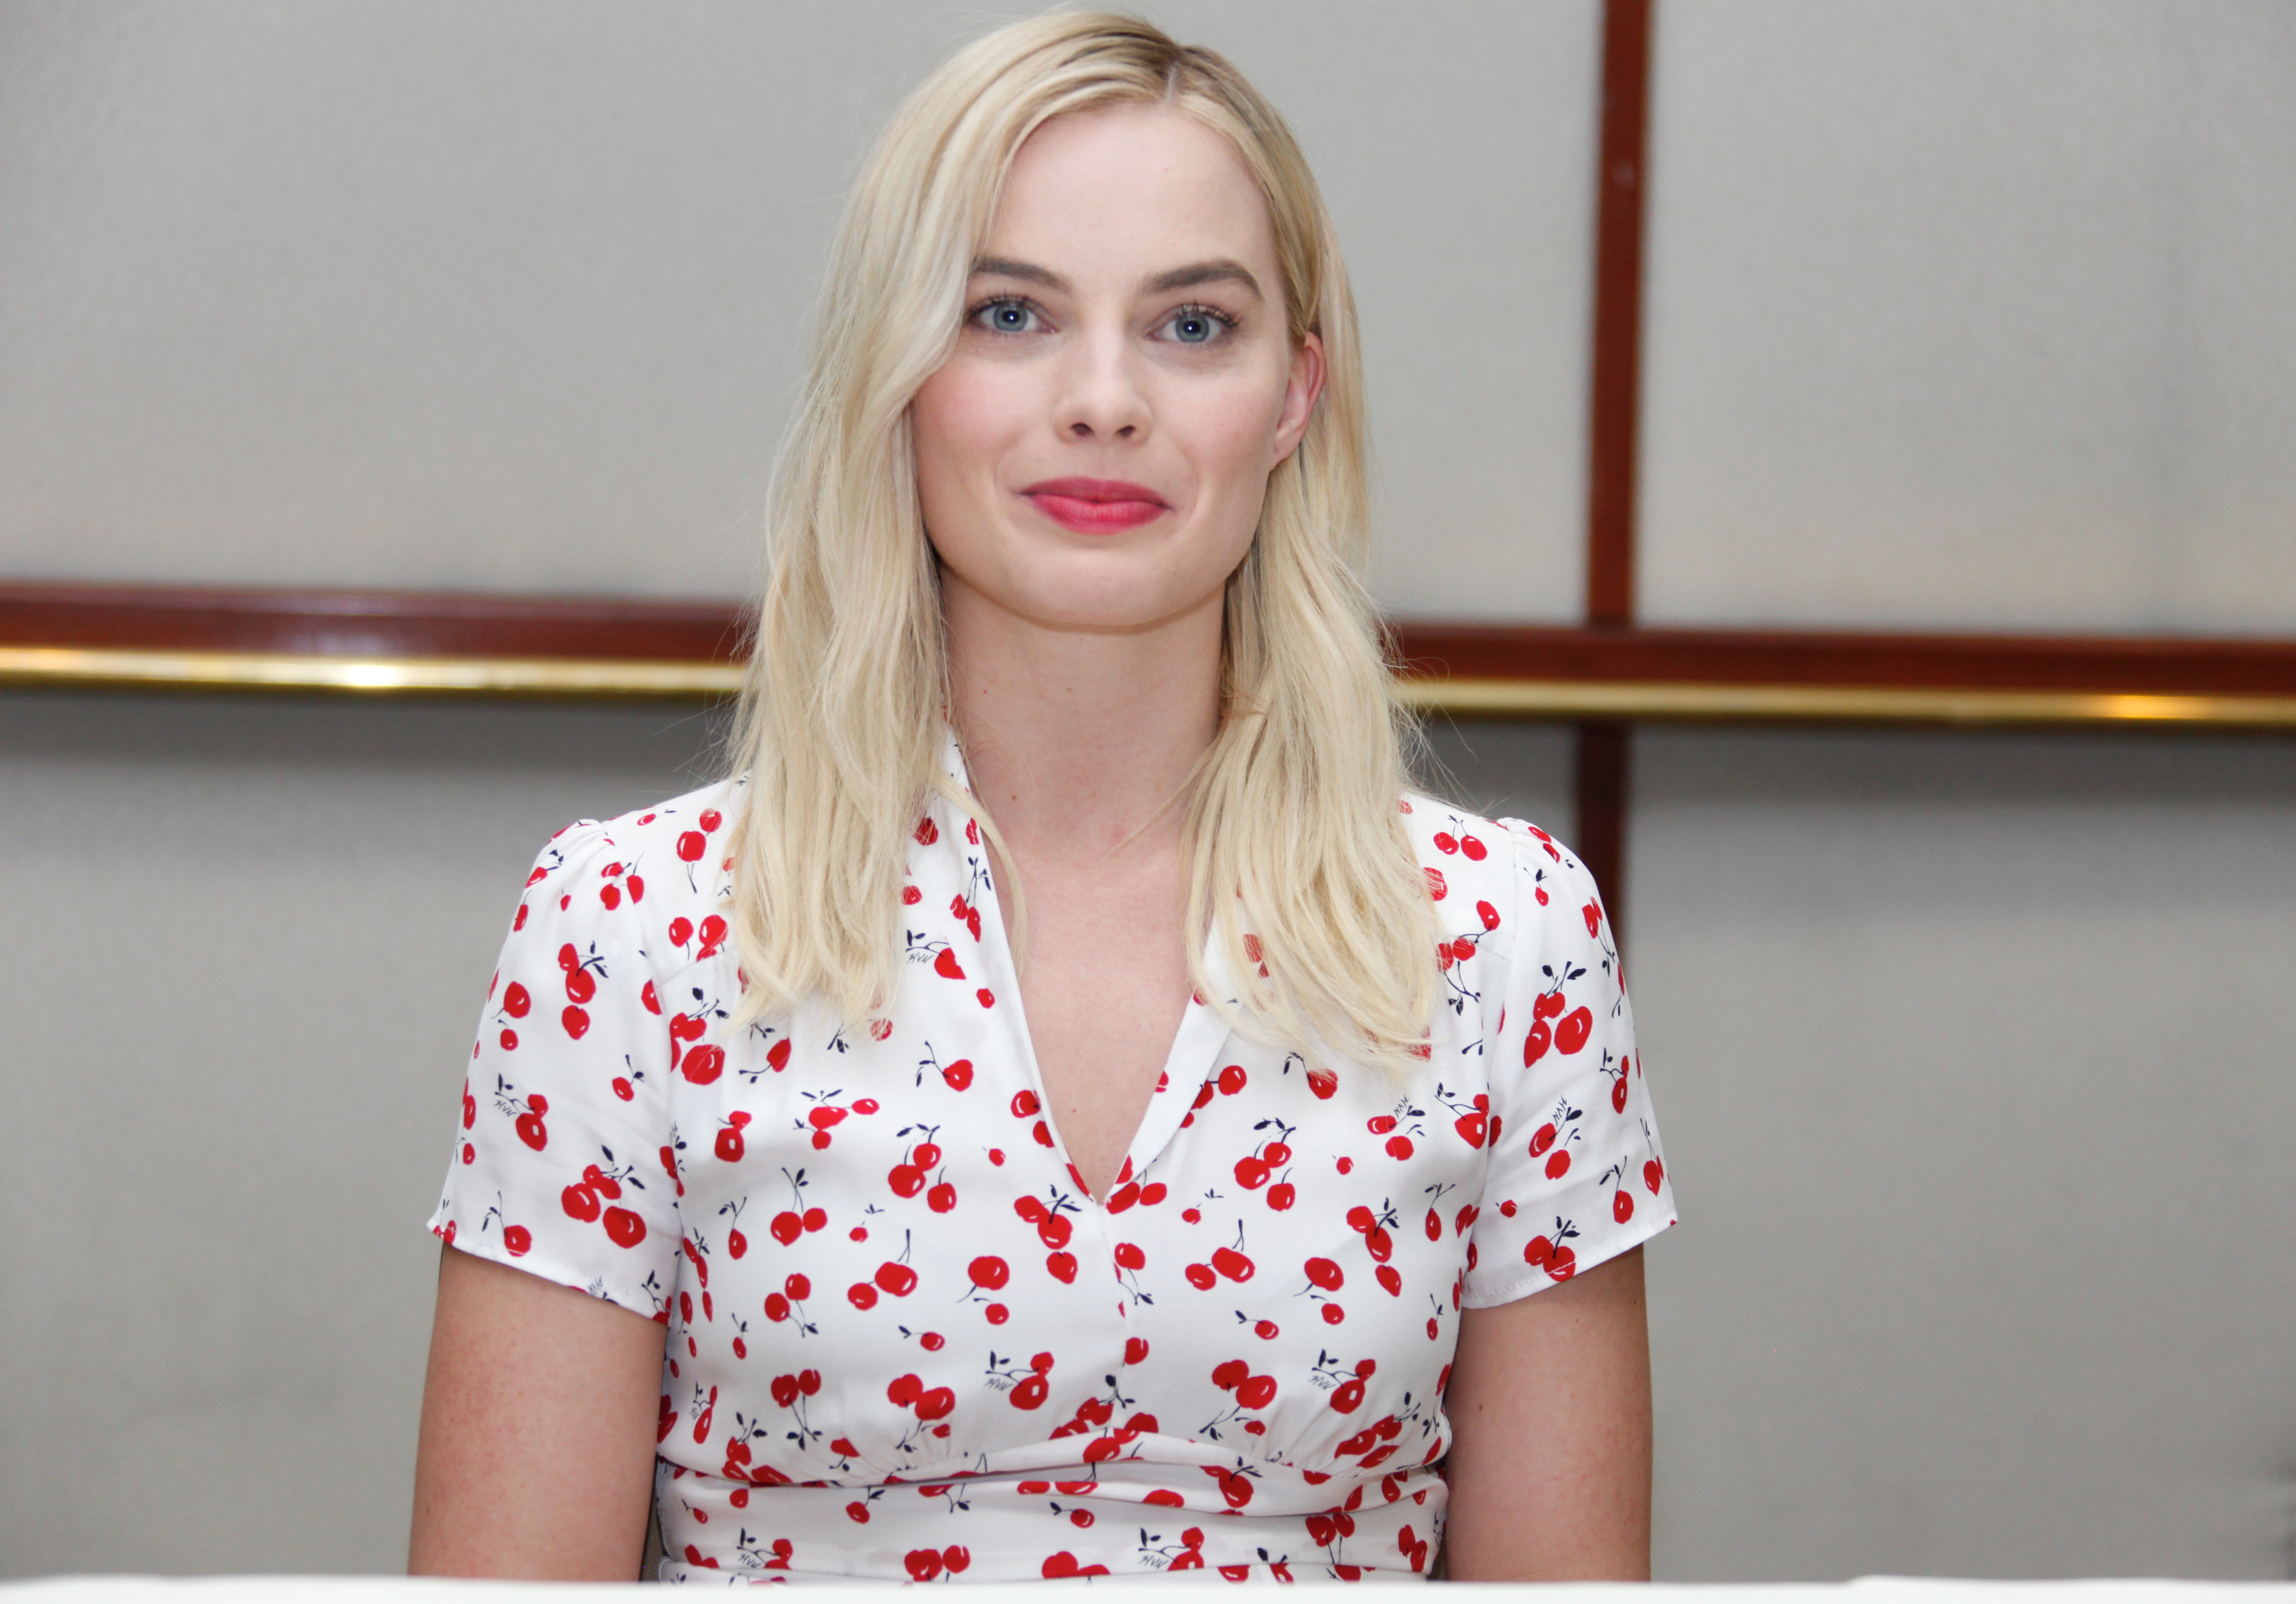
[411,12,1673,1584]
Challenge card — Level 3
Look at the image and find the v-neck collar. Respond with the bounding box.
[932,729,1231,1203]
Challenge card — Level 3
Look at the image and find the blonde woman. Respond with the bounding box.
[412,12,1674,1584]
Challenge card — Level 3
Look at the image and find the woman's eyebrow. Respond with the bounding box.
[1141,259,1262,298]
[971,256,1067,290]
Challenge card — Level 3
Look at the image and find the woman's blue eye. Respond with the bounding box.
[975,298,1038,333]
[1167,310,1221,344]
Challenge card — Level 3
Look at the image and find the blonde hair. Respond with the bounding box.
[727,10,1439,1076]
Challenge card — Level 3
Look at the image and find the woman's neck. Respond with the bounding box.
[941,573,1224,865]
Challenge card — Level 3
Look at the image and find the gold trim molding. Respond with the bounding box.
[9,645,2296,728]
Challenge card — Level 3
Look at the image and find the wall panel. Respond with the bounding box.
[1632,727,2296,1579]
[1637,0,2296,634]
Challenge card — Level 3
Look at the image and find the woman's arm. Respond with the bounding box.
[1440,1245,1653,1580]
[408,1245,665,1580]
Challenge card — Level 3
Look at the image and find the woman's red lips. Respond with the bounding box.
[1020,476,1170,534]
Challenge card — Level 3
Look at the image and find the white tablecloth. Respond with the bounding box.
[6,1579,2294,1601]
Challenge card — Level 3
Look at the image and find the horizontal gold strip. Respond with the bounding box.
[6,645,2296,728]
[0,645,746,698]
[1397,677,2296,728]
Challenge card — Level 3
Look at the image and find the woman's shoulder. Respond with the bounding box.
[509,776,745,957]
[1399,791,1606,958]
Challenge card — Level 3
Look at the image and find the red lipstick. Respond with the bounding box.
[1020,476,1171,534]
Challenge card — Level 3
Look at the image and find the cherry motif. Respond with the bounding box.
[1645,1157,1665,1194]
[501,1224,531,1256]
[1556,1007,1594,1055]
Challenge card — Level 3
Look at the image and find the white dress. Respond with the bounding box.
[430,737,1675,1583]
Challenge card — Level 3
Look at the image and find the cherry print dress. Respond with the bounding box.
[429,734,1675,1584]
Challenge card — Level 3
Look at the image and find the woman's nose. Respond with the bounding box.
[1054,328,1150,441]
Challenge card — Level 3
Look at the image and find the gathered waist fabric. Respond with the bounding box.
[654,1437,1444,1584]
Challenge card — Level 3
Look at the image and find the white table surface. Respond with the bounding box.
[6,1579,2294,1600]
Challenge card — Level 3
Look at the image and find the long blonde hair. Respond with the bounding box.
[727,11,1439,1076]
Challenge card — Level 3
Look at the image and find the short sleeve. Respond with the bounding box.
[427,821,681,1320]
[1462,821,1676,1307]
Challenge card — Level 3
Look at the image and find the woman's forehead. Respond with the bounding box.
[983,102,1276,287]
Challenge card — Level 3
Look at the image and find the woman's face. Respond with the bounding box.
[912,101,1323,637]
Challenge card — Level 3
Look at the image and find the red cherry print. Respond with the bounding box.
[1046,1251,1078,1283]
[697,915,728,958]
[562,1184,601,1222]
[1114,1242,1145,1270]
[1011,1090,1040,1118]
[1238,1374,1278,1409]
[1364,1226,1393,1264]
[1613,1076,1631,1113]
[771,1374,800,1408]
[911,1140,939,1165]
[1461,834,1486,861]
[1645,1157,1665,1193]
[1211,1246,1254,1282]
[613,1076,635,1101]
[763,1293,790,1322]
[875,1262,918,1296]
[770,1212,802,1246]
[1433,831,1458,855]
[1306,1067,1338,1100]
[1212,1358,1250,1391]
[942,1058,974,1091]
[562,1005,589,1040]
[1184,1262,1217,1290]
[1614,1189,1635,1223]
[715,1125,745,1163]
[1546,1148,1573,1180]
[1376,1264,1402,1296]
[917,1331,945,1352]
[927,1182,957,1213]
[668,916,693,946]
[1385,1134,1415,1160]
[1583,899,1603,937]
[766,1038,792,1073]
[1331,1377,1367,1413]
[1529,1122,1557,1158]
[1534,991,1568,1022]
[1322,1304,1346,1325]
[1233,1156,1269,1189]
[461,1091,476,1129]
[848,1282,878,1309]
[1525,1017,1552,1064]
[727,1227,746,1258]
[681,1045,724,1085]
[1546,1245,1577,1281]
[916,1386,955,1421]
[986,1303,1009,1324]
[603,1207,647,1248]
[802,1207,827,1232]
[1557,1007,1594,1054]
[932,947,965,980]
[501,982,530,1018]
[564,967,596,1005]
[1455,1110,1487,1147]
[889,1165,924,1198]
[1336,1156,1354,1173]
[887,1373,923,1407]
[901,885,922,906]
[969,1255,1010,1291]
[1267,1183,1296,1211]
[515,1111,548,1151]
[1306,1258,1344,1290]
[676,830,707,863]
[1011,1373,1049,1410]
[1476,899,1500,931]
[1217,1063,1247,1095]
[1424,1207,1443,1241]
[502,1224,531,1256]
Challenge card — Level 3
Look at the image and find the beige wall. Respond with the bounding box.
[4,0,2294,1583]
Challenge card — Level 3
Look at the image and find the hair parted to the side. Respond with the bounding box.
[726,9,1441,1077]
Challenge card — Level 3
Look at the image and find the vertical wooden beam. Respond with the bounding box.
[1576,0,1655,929]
